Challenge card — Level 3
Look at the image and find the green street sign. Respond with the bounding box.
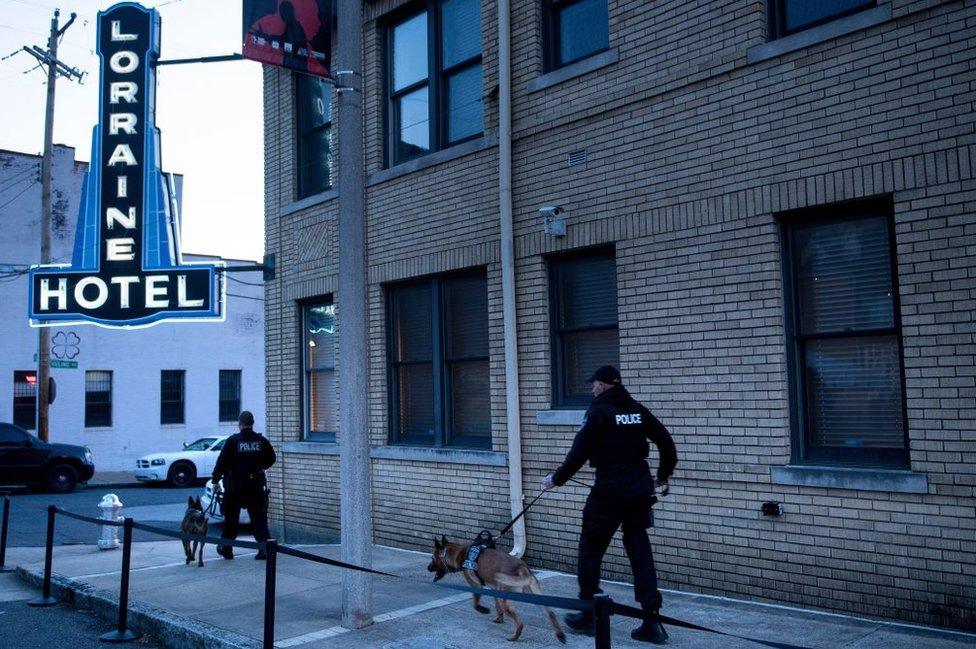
[51,360,78,369]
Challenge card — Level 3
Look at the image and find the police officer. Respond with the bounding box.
[212,411,276,560]
[542,365,677,644]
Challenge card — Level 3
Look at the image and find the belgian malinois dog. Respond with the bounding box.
[428,536,566,644]
[181,496,207,567]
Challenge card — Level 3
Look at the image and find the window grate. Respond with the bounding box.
[568,150,587,166]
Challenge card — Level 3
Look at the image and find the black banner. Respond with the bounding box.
[242,0,332,77]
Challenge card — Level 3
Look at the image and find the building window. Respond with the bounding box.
[387,271,490,448]
[544,0,609,70]
[550,250,619,408]
[219,370,242,423]
[85,371,112,428]
[303,301,337,441]
[386,0,483,166]
[160,370,185,425]
[13,371,37,430]
[782,202,908,467]
[768,0,874,38]
[296,73,333,198]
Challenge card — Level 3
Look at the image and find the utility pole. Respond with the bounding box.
[24,9,83,441]
[336,0,372,630]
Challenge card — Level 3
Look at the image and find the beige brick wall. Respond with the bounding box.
[264,0,976,629]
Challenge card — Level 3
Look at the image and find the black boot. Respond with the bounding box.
[564,610,595,636]
[631,610,668,644]
[254,550,267,560]
[217,545,234,560]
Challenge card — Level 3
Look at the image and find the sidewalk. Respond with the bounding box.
[7,541,975,649]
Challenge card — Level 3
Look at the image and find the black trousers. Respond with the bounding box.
[577,490,662,611]
[220,489,270,545]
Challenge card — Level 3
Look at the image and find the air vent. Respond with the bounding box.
[568,150,587,166]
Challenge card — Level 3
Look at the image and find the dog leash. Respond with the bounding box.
[497,490,548,538]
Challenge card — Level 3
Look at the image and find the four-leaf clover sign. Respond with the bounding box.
[51,331,81,360]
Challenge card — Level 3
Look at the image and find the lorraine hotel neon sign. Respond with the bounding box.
[28,2,224,329]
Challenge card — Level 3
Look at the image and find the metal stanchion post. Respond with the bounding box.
[100,518,139,642]
[593,593,612,649]
[28,505,58,607]
[263,540,278,649]
[0,494,12,572]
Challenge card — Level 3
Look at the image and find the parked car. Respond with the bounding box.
[134,436,228,487]
[0,422,95,493]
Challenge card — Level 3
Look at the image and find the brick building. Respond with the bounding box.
[262,0,975,629]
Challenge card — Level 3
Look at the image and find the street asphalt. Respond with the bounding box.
[3,484,203,547]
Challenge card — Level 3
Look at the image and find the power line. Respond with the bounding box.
[228,292,265,301]
[0,179,38,211]
[226,274,265,287]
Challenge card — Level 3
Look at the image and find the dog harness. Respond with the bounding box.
[462,530,496,571]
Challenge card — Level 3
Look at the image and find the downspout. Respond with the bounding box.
[497,0,526,558]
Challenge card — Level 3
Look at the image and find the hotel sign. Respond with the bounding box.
[29,2,224,329]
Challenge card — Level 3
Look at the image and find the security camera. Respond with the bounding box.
[539,205,563,218]
[539,205,566,236]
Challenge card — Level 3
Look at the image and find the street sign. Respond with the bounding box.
[28,3,225,329]
[50,360,78,369]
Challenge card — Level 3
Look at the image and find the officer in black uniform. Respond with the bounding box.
[543,366,677,644]
[212,411,276,560]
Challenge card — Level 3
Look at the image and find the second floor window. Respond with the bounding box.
[296,73,333,198]
[160,370,185,425]
[386,0,483,166]
[768,0,874,38]
[219,370,242,423]
[544,0,609,70]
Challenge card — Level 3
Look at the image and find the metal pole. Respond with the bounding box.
[28,505,57,606]
[0,494,12,572]
[336,0,372,630]
[100,518,139,642]
[593,594,612,649]
[37,8,60,443]
[262,540,278,649]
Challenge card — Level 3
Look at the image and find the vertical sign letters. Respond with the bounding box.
[28,3,224,328]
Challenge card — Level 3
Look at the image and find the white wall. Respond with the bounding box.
[0,145,265,472]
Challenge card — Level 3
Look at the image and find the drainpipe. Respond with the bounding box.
[497,0,526,558]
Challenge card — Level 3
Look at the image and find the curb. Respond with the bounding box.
[16,566,261,649]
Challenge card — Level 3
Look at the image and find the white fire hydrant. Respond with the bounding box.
[97,493,123,550]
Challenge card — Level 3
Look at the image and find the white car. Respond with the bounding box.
[134,436,228,487]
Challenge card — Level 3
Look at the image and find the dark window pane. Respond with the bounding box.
[395,86,431,161]
[309,369,337,434]
[298,75,331,130]
[446,64,483,144]
[299,127,332,197]
[783,0,873,33]
[440,0,481,69]
[448,359,490,443]
[804,336,904,449]
[393,12,428,91]
[393,284,433,362]
[558,0,609,66]
[160,370,185,425]
[85,371,112,428]
[444,275,488,360]
[397,363,435,441]
[0,424,27,444]
[13,371,36,430]
[219,370,241,422]
[793,216,894,334]
[563,328,619,398]
[557,256,617,329]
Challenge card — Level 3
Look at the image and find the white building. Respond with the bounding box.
[0,144,265,473]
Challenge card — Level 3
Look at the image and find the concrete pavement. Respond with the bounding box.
[6,540,976,649]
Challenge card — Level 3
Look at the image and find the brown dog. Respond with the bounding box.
[428,535,566,644]
[181,496,207,567]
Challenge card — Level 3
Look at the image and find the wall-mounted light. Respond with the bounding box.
[540,205,566,236]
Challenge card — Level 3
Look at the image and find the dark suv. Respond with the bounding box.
[0,423,95,493]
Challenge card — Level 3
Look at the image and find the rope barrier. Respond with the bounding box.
[40,506,815,649]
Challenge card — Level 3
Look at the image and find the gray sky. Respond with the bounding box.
[1,0,264,262]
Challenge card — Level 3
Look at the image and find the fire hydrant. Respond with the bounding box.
[97,493,123,550]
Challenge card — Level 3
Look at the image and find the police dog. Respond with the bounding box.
[181,496,207,567]
[428,536,566,644]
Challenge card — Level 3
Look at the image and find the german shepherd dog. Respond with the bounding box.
[428,536,566,644]
[181,496,207,567]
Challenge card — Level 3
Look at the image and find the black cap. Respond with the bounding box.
[587,365,621,384]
